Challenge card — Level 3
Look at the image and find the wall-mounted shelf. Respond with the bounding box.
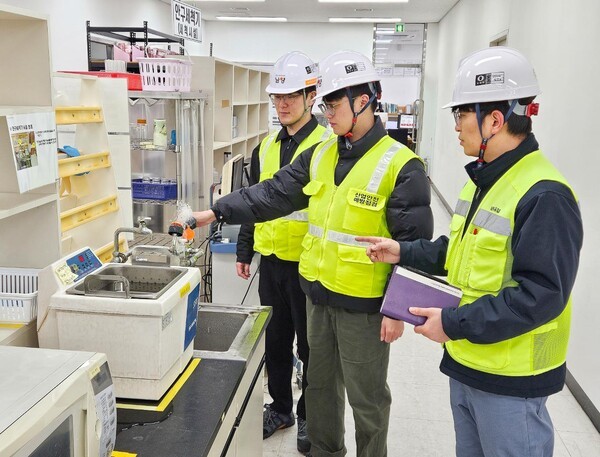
[53,73,126,257]
[60,194,119,232]
[0,192,57,221]
[58,151,111,178]
[55,106,103,125]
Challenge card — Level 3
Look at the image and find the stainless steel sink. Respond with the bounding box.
[66,264,187,299]
[194,304,271,361]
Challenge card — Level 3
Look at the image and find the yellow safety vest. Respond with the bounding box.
[299,135,419,298]
[444,151,576,376]
[254,125,331,261]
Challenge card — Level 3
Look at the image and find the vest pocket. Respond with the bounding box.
[450,339,510,371]
[337,244,375,289]
[466,230,508,292]
[343,188,386,232]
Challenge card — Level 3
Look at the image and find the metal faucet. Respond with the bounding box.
[112,217,153,263]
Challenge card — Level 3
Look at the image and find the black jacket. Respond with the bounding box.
[399,134,583,397]
[213,117,434,312]
[236,117,321,265]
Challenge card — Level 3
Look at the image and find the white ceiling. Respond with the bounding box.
[168,0,459,23]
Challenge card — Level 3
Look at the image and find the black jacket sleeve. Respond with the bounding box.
[399,236,449,275]
[387,158,434,242]
[235,144,261,264]
[213,145,315,225]
[442,181,583,343]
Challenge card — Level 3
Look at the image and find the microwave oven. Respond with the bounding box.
[0,346,116,457]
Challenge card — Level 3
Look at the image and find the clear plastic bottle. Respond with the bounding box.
[136,119,147,147]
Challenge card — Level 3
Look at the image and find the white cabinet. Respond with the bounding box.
[0,6,60,269]
[191,57,270,203]
[53,74,126,262]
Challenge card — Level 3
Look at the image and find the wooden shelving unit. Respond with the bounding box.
[191,56,270,203]
[0,6,60,270]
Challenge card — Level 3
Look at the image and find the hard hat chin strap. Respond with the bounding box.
[342,88,377,149]
[475,100,517,168]
[475,103,491,168]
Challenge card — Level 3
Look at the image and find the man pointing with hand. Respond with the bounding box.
[358,47,583,457]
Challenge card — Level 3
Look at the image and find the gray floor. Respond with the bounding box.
[263,190,600,456]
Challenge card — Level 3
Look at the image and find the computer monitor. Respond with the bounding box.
[221,153,245,196]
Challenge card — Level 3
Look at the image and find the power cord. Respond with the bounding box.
[240,262,260,306]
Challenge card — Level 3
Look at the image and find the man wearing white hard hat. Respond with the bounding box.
[360,47,583,456]
[191,50,433,457]
[235,51,330,454]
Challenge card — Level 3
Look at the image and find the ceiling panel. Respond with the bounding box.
[165,0,459,23]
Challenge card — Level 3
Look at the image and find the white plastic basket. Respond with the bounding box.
[138,57,192,92]
[0,267,39,323]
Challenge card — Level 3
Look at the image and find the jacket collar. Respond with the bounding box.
[276,116,320,145]
[336,116,387,159]
[466,133,539,190]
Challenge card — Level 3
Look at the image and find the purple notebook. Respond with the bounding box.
[380,266,462,326]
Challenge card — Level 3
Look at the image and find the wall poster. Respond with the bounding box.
[6,111,58,193]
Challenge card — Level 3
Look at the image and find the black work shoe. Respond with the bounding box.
[263,404,295,439]
[297,417,311,454]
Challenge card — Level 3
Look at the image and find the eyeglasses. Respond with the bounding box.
[452,109,473,127]
[452,110,472,126]
[318,97,359,117]
[270,92,303,105]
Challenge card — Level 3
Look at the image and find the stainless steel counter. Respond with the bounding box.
[114,303,271,457]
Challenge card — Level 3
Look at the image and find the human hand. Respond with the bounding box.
[355,236,400,264]
[192,210,216,228]
[410,307,450,343]
[236,262,251,280]
[380,316,404,343]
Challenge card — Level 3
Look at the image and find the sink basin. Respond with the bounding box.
[194,305,272,361]
[65,264,187,299]
[195,310,247,352]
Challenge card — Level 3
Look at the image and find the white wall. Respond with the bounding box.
[203,21,372,64]
[0,0,207,71]
[423,0,600,412]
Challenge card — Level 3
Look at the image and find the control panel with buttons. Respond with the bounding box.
[65,248,102,281]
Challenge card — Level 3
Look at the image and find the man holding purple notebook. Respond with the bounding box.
[359,47,583,457]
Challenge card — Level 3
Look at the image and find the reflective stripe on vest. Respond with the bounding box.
[258,132,278,173]
[308,223,372,247]
[254,124,330,261]
[444,151,577,376]
[283,211,309,222]
[299,135,420,298]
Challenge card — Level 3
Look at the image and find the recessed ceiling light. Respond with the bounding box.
[329,17,403,23]
[216,16,287,22]
[230,7,250,11]
[320,0,408,3]
[354,8,374,12]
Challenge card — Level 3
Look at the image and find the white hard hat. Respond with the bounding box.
[266,51,319,94]
[443,46,540,109]
[316,50,380,99]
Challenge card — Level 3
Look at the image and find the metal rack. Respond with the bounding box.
[86,21,184,72]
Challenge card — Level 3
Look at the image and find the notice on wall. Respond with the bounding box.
[6,111,58,193]
[399,114,416,129]
[172,0,202,43]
